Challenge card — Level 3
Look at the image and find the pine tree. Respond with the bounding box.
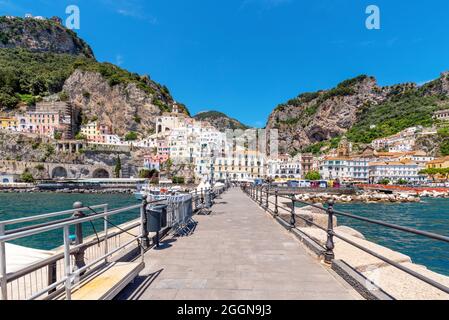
[114,156,122,178]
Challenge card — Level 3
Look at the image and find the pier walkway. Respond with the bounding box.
[118,188,360,300]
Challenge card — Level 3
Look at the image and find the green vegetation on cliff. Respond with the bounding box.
[0,48,188,114]
[194,111,249,131]
[347,89,442,143]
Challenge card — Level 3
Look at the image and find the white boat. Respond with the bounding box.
[134,183,183,201]
[134,183,161,201]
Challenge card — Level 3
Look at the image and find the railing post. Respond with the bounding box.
[103,204,109,263]
[63,225,72,300]
[290,197,296,229]
[0,223,7,300]
[265,186,269,210]
[274,190,279,216]
[140,196,150,248]
[324,200,335,264]
[72,202,86,273]
[47,261,57,295]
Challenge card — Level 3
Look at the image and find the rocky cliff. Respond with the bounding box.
[194,111,249,131]
[0,16,93,58]
[0,15,189,136]
[266,74,449,154]
[63,69,172,137]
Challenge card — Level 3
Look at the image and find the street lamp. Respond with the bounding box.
[209,147,216,187]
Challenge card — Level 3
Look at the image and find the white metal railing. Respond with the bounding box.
[0,184,229,300]
[0,203,142,300]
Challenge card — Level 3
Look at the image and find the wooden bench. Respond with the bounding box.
[70,262,144,300]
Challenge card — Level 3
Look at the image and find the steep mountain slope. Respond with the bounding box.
[194,111,249,131]
[0,16,189,136]
[266,74,449,154]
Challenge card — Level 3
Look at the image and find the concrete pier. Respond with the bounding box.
[118,188,360,300]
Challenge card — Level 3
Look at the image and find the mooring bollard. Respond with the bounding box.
[72,202,86,272]
[325,199,335,264]
[290,197,296,229]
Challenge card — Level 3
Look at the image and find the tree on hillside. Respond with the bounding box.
[20,170,35,183]
[442,168,449,181]
[419,168,439,182]
[163,158,173,177]
[305,170,321,181]
[114,156,121,178]
[139,169,158,179]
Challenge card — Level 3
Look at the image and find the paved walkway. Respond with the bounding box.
[118,188,361,300]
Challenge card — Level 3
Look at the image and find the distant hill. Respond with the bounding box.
[0,16,189,137]
[194,111,249,131]
[266,74,449,156]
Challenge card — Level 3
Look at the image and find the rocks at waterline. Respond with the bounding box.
[295,192,423,204]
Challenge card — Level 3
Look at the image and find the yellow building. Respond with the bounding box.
[214,150,267,181]
[426,156,449,170]
[80,121,111,143]
[0,116,18,131]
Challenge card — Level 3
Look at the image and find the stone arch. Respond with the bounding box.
[52,166,68,179]
[2,178,10,183]
[92,168,110,178]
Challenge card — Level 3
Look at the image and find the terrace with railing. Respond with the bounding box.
[243,184,449,299]
[0,186,226,300]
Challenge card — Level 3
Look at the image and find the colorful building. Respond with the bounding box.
[80,121,112,143]
[0,117,18,131]
[143,154,169,171]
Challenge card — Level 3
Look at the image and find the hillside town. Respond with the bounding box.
[1,101,449,186]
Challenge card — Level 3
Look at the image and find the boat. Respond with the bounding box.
[134,183,161,201]
[134,184,182,201]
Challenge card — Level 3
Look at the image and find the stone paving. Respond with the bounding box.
[118,188,361,300]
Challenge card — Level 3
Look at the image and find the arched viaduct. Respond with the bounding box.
[0,160,114,179]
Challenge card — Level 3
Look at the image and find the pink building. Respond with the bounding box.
[144,154,169,171]
[27,111,63,137]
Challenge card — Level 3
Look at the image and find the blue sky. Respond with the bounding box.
[2,1,449,127]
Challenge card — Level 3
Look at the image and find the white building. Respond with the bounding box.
[320,157,370,182]
[103,134,122,145]
[214,151,268,181]
[267,155,302,179]
[368,160,424,184]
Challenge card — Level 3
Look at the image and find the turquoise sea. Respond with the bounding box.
[0,193,448,276]
[0,193,140,250]
[335,198,449,276]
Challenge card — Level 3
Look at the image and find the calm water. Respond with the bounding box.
[334,198,449,276]
[1,193,448,276]
[0,193,140,250]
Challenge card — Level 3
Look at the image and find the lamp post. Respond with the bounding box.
[209,148,216,188]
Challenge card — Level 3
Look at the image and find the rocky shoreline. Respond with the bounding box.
[294,191,449,204]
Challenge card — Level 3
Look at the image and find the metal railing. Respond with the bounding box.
[242,184,449,296]
[0,184,229,300]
